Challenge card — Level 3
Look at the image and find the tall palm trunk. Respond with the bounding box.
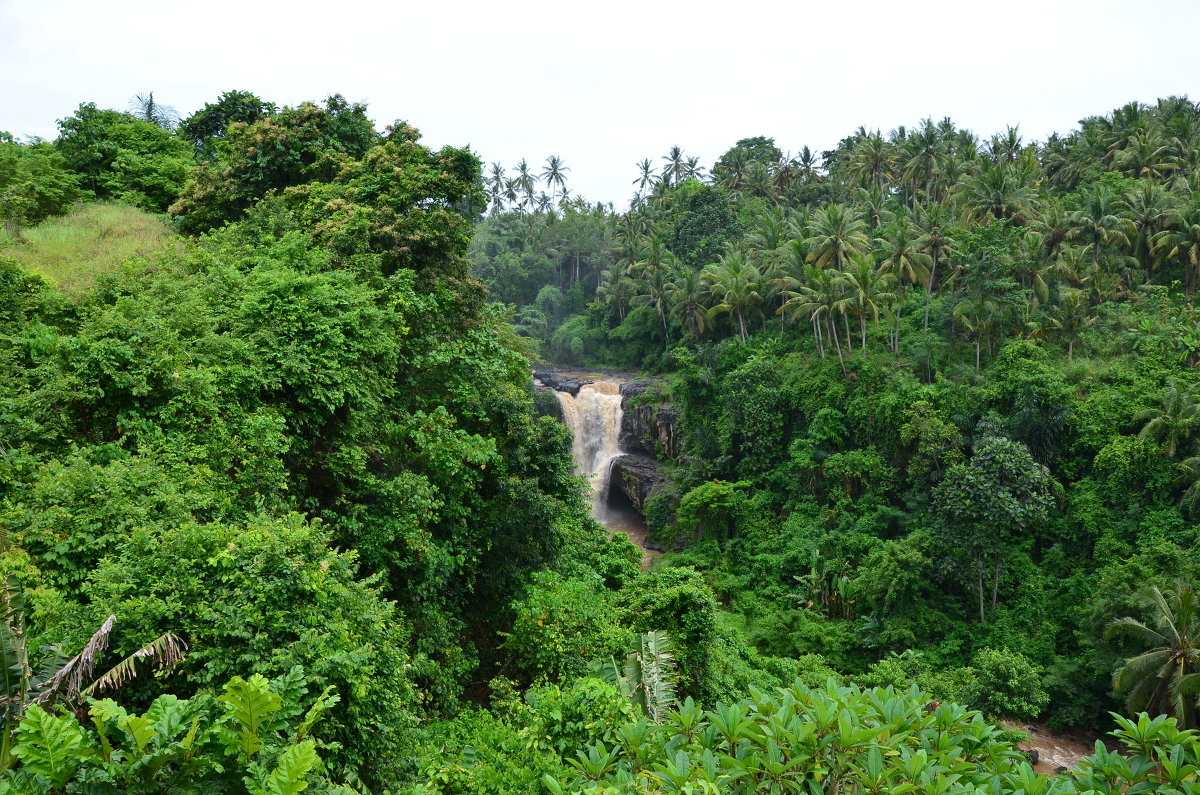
[991,555,1003,612]
[924,251,938,330]
[828,316,847,376]
[976,555,987,623]
[812,317,825,357]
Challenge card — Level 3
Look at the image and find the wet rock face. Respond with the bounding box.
[609,453,666,512]
[618,381,679,459]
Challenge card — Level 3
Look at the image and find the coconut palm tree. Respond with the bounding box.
[661,146,687,187]
[632,262,673,335]
[632,158,660,200]
[1032,197,1072,260]
[768,237,809,320]
[840,255,897,352]
[1174,456,1200,518]
[877,215,931,352]
[900,119,945,204]
[914,204,956,329]
[780,266,848,366]
[540,155,570,205]
[487,162,508,213]
[846,132,894,190]
[1135,379,1200,459]
[714,147,750,191]
[855,184,895,230]
[961,162,1035,224]
[515,159,537,210]
[1106,582,1200,728]
[597,267,636,322]
[667,268,709,338]
[1069,184,1133,269]
[703,252,763,343]
[1046,288,1096,360]
[986,125,1024,164]
[805,204,870,272]
[954,295,999,373]
[796,146,821,183]
[1125,181,1174,274]
[1154,195,1200,294]
[1115,129,1179,182]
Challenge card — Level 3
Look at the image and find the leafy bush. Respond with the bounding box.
[0,668,343,793]
[502,571,630,683]
[76,514,415,784]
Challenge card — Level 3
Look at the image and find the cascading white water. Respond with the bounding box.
[555,381,624,518]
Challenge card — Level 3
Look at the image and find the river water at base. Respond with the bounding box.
[1003,720,1107,776]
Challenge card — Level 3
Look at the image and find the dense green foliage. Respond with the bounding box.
[469,96,1200,740]
[6,91,1200,792]
[0,92,602,789]
[0,136,79,238]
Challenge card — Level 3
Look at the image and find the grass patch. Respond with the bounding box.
[0,202,184,292]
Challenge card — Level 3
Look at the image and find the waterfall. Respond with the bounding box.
[555,381,624,518]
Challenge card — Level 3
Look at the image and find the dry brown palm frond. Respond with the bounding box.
[83,632,188,697]
[35,616,115,704]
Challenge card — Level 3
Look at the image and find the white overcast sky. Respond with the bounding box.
[2,0,1197,207]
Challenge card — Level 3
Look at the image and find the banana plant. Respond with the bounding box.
[591,630,679,723]
[1,667,340,793]
[1,575,186,771]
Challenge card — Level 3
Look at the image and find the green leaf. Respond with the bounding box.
[121,714,156,753]
[219,674,283,759]
[258,739,318,795]
[10,704,90,787]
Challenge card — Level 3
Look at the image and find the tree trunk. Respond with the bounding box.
[829,316,847,376]
[991,555,1002,612]
[975,336,981,374]
[737,309,748,343]
[976,555,986,623]
[860,315,867,352]
[843,312,853,352]
[813,317,825,357]
[924,251,938,330]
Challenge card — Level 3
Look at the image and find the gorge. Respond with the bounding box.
[536,372,668,556]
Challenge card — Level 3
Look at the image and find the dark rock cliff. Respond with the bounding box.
[609,453,667,512]
[618,380,679,460]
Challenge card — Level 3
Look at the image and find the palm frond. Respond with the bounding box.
[83,633,188,698]
[35,616,115,705]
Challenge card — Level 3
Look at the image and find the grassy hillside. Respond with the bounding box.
[0,202,183,292]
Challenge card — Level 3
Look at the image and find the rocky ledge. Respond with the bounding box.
[609,453,667,512]
[532,369,586,396]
